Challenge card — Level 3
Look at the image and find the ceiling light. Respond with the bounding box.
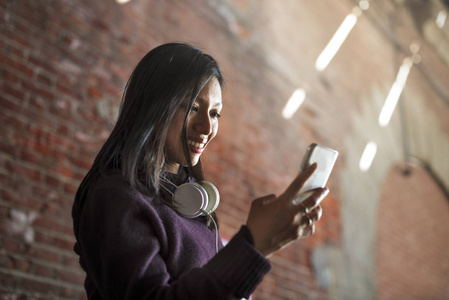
[282,89,306,119]
[378,57,414,127]
[359,141,377,172]
[436,10,447,28]
[315,7,363,71]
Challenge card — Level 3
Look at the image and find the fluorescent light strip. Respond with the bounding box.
[378,57,414,127]
[282,89,306,119]
[315,12,358,71]
[359,141,377,172]
[436,10,447,29]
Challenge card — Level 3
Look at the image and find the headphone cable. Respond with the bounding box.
[201,209,219,254]
[159,176,219,254]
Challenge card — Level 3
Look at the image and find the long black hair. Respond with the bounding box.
[73,43,224,220]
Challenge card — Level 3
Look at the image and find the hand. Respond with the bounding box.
[246,163,329,258]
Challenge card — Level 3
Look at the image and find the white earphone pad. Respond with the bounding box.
[199,181,220,214]
[173,183,207,218]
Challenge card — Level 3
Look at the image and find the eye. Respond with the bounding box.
[191,105,199,112]
[210,111,221,119]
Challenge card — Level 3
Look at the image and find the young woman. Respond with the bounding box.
[72,43,328,299]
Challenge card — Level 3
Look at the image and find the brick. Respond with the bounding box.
[19,150,40,165]
[2,40,27,61]
[28,54,58,75]
[34,263,54,278]
[49,105,76,124]
[20,277,60,295]
[45,174,62,189]
[31,186,59,206]
[61,254,81,269]
[0,205,8,218]
[33,216,62,232]
[46,131,77,151]
[21,80,55,102]
[36,73,54,87]
[0,53,33,77]
[70,157,92,171]
[56,81,83,100]
[73,170,87,182]
[1,189,43,212]
[0,273,18,290]
[54,268,85,285]
[1,68,21,84]
[0,110,27,131]
[5,161,43,182]
[50,149,70,161]
[1,27,32,48]
[30,129,51,150]
[0,140,20,157]
[26,245,59,263]
[28,96,46,110]
[13,107,53,128]
[87,87,103,98]
[54,164,73,179]
[56,123,70,136]
[0,253,14,269]
[53,236,76,251]
[64,182,78,195]
[15,134,51,156]
[3,237,24,253]
[0,96,21,111]
[10,256,31,273]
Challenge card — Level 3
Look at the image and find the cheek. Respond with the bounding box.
[166,118,184,148]
[211,123,219,139]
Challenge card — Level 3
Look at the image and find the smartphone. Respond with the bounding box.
[294,143,338,204]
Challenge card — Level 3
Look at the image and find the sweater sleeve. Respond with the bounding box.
[205,225,272,297]
[76,178,271,300]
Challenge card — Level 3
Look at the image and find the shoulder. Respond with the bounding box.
[84,170,160,216]
[92,169,132,192]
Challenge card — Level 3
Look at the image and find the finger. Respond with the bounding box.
[299,188,329,213]
[299,215,312,227]
[282,163,317,200]
[307,205,323,223]
[299,224,315,237]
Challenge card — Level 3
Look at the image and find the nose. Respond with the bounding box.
[191,112,212,136]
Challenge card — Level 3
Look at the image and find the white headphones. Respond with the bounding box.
[160,178,220,218]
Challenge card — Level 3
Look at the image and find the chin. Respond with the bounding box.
[190,156,201,166]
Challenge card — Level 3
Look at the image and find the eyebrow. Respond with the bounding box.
[196,97,223,108]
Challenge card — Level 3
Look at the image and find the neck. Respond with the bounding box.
[163,162,180,174]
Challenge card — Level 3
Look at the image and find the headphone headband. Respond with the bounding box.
[160,177,220,218]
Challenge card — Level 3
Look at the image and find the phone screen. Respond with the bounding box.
[295,143,338,203]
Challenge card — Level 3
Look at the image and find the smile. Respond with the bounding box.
[188,139,206,150]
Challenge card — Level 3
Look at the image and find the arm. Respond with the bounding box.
[77,181,270,300]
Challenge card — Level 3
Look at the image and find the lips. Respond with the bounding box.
[188,139,206,154]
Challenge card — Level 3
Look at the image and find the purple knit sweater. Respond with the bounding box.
[73,170,271,299]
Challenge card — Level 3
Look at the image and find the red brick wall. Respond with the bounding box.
[376,164,449,300]
[1,0,448,299]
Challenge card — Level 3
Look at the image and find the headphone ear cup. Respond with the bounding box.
[173,183,208,218]
[199,181,220,215]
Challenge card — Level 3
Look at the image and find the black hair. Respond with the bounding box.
[73,43,224,221]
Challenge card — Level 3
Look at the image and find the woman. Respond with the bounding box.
[72,43,328,299]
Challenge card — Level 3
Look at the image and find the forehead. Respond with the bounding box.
[196,77,222,107]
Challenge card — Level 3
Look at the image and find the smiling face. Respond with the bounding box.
[164,77,223,173]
